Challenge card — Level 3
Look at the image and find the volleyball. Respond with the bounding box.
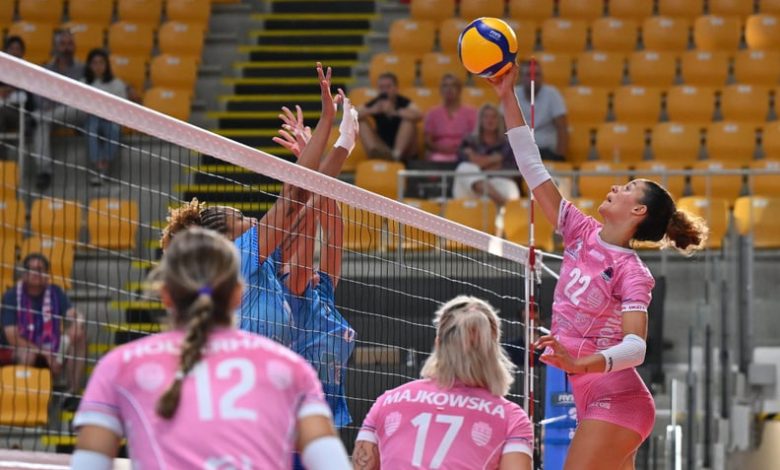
[458,17,519,78]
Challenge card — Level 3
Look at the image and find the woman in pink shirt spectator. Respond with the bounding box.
[424,74,477,163]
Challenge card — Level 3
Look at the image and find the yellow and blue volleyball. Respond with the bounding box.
[458,17,518,78]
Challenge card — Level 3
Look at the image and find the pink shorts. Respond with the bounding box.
[569,368,655,440]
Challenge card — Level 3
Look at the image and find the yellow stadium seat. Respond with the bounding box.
[88,198,139,249]
[733,50,780,85]
[109,21,154,57]
[694,15,742,52]
[760,0,780,14]
[509,0,554,25]
[8,22,53,65]
[443,199,497,245]
[0,240,16,291]
[591,17,638,52]
[642,16,691,52]
[567,123,595,165]
[411,0,455,22]
[680,50,730,86]
[389,19,435,59]
[0,366,51,427]
[339,204,384,252]
[158,21,205,59]
[67,0,114,26]
[689,160,744,200]
[506,19,537,58]
[0,2,14,29]
[460,0,505,20]
[612,86,662,126]
[706,122,758,163]
[166,0,211,30]
[609,0,654,21]
[746,14,780,49]
[355,160,405,199]
[369,53,416,89]
[676,196,729,248]
[658,0,705,20]
[21,236,76,288]
[633,161,687,199]
[734,196,780,247]
[150,54,198,94]
[504,199,555,252]
[562,86,610,125]
[110,54,147,94]
[577,161,631,199]
[461,87,497,108]
[596,122,647,163]
[420,52,466,88]
[439,18,469,55]
[62,22,105,62]
[143,88,191,121]
[665,85,717,124]
[117,0,162,26]
[762,122,780,159]
[651,122,703,163]
[749,159,780,196]
[349,87,380,108]
[559,0,603,20]
[710,0,755,19]
[541,18,588,53]
[0,161,19,199]
[534,52,573,88]
[388,199,440,250]
[19,0,63,25]
[627,51,677,88]
[0,198,26,250]
[399,87,439,113]
[719,84,771,123]
[576,51,625,88]
[30,197,82,242]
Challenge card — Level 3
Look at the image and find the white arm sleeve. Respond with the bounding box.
[598,334,647,372]
[506,126,552,191]
[70,450,113,470]
[334,98,359,154]
[301,435,351,470]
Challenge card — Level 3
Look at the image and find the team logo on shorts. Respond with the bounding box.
[471,422,493,447]
[384,411,402,436]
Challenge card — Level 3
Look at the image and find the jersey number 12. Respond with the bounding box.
[193,358,257,421]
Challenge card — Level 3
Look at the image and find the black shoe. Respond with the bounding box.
[35,172,51,190]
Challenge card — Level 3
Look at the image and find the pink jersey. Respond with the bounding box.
[74,328,330,469]
[553,200,655,359]
[357,379,533,470]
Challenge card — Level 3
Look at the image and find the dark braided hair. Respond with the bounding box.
[161,198,239,250]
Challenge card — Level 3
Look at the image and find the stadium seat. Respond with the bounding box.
[30,197,82,242]
[158,21,205,60]
[110,54,147,94]
[88,199,139,249]
[459,0,505,20]
[506,19,537,58]
[567,123,595,165]
[439,18,469,55]
[0,366,51,427]
[166,0,211,30]
[0,2,14,29]
[642,17,691,52]
[7,22,53,65]
[0,239,16,291]
[0,198,26,250]
[749,159,780,196]
[18,0,63,26]
[577,161,631,199]
[651,122,703,163]
[719,84,771,123]
[117,0,163,26]
[339,204,384,252]
[746,14,780,49]
[596,122,647,163]
[760,0,780,14]
[762,122,780,159]
[633,161,687,198]
[388,199,440,250]
[612,86,663,126]
[689,160,744,200]
[706,122,758,163]
[666,85,717,124]
[369,53,416,89]
[541,19,588,53]
[609,0,654,21]
[410,0,455,22]
[355,161,405,199]
[733,50,780,85]
[109,22,154,57]
[420,53,466,88]
[399,87,438,113]
[676,196,729,248]
[461,87,497,108]
[21,236,76,288]
[627,51,678,87]
[348,87,380,108]
[562,86,610,125]
[150,55,198,94]
[143,88,191,121]
[694,15,742,52]
[62,22,105,62]
[576,51,625,88]
[710,0,754,19]
[504,199,555,252]
[658,0,704,20]
[734,196,780,247]
[534,52,573,88]
[680,51,730,87]
[0,161,18,199]
[389,19,436,59]
[591,17,639,52]
[67,0,114,26]
[509,0,554,25]
[558,0,603,21]
[443,199,497,242]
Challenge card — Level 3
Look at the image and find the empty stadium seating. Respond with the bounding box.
[535,52,573,88]
[577,161,631,199]
[150,54,198,93]
[30,197,82,242]
[719,85,771,123]
[658,0,705,20]
[68,0,114,26]
[504,199,555,252]
[355,161,405,199]
[438,18,469,55]
[0,366,51,427]
[576,51,625,88]
[400,87,438,113]
[389,19,435,59]
[143,88,191,121]
[596,122,647,163]
[566,123,594,164]
[710,0,754,19]
[706,122,758,163]
[746,14,780,49]
[689,160,744,200]
[0,2,14,29]
[368,53,416,88]
[734,196,780,248]
[109,21,154,57]
[677,196,729,249]
[665,85,717,125]
[158,21,206,59]
[420,53,466,88]
[387,198,440,250]
[591,17,639,52]
[410,0,456,23]
[612,86,663,126]
[733,50,780,85]
[0,198,26,250]
[443,199,497,246]
[541,18,588,53]
[633,161,687,199]
[110,54,147,93]
[762,122,780,159]
[166,0,211,30]
[509,0,554,25]
[562,86,610,126]
[680,50,730,86]
[88,199,139,250]
[694,15,742,52]
[627,51,678,87]
[642,16,691,52]
[0,239,16,291]
[460,0,504,20]
[749,159,780,196]
[19,0,64,26]
[0,161,19,199]
[609,0,654,21]
[117,0,163,27]
[651,122,703,163]
[507,19,537,58]
[339,203,384,252]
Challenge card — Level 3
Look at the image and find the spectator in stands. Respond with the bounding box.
[83,49,127,186]
[32,29,86,190]
[1,253,86,396]
[424,74,477,163]
[514,60,568,161]
[454,104,520,207]
[0,37,33,160]
[357,72,421,162]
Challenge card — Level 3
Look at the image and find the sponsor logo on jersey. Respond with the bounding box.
[552,393,575,407]
[601,266,614,281]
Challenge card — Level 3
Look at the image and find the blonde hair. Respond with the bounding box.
[420,296,515,397]
[470,103,507,143]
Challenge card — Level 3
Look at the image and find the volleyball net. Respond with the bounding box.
[0,52,539,456]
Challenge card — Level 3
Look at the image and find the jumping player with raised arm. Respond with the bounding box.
[488,65,708,470]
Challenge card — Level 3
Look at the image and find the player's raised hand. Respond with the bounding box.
[272,105,311,159]
[486,63,519,100]
[317,62,343,121]
[334,89,359,154]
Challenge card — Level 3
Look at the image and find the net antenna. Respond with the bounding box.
[524,56,538,421]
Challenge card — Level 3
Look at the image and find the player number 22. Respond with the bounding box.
[564,267,591,305]
[410,413,464,468]
[193,358,257,421]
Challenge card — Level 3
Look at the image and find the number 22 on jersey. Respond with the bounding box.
[563,267,591,305]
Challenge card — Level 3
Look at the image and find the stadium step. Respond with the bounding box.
[208,109,321,129]
[252,30,368,46]
[212,128,284,148]
[237,61,356,79]
[191,161,291,185]
[179,183,283,204]
[221,94,322,112]
[240,45,365,63]
[225,77,354,95]
[254,13,377,30]
[270,0,376,15]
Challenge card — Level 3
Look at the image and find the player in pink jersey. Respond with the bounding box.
[70,228,351,470]
[487,66,708,470]
[353,296,533,470]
